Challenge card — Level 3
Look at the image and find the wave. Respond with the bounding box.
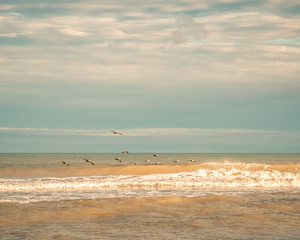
[1,162,299,192]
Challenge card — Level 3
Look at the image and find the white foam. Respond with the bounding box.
[0,167,299,203]
[1,168,299,192]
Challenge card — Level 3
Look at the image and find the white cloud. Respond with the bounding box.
[0,127,108,136]
[0,1,299,87]
[0,33,20,37]
[169,14,207,44]
[59,28,91,37]
[0,5,17,10]
[1,127,299,138]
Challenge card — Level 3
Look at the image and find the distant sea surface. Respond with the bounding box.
[0,153,299,240]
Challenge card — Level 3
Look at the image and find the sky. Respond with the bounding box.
[0,0,299,153]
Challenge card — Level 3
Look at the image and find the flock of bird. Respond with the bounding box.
[62,131,197,167]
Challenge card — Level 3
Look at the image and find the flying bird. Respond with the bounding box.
[153,154,160,157]
[115,158,122,163]
[62,161,70,167]
[122,151,129,154]
[111,131,123,135]
[84,158,94,165]
[187,159,196,163]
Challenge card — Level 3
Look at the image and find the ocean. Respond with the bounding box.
[0,153,299,240]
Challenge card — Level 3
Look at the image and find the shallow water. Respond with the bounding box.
[0,154,299,239]
[1,194,299,240]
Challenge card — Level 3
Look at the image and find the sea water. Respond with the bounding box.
[0,153,299,239]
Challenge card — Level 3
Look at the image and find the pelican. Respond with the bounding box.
[110,131,123,135]
[84,158,95,165]
[187,159,196,163]
[153,154,160,157]
[62,161,69,167]
[115,158,122,163]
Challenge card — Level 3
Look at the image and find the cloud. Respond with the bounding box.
[0,127,108,136]
[1,127,299,138]
[169,14,207,44]
[0,5,17,10]
[59,28,91,37]
[1,1,299,87]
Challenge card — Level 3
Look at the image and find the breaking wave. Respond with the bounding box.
[1,163,299,192]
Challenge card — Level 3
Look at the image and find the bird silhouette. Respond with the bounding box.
[110,131,123,135]
[84,158,94,165]
[62,161,70,167]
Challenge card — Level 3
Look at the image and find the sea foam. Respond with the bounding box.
[1,167,299,192]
